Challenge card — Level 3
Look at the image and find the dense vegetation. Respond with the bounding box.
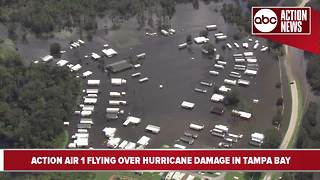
[0,0,176,39]
[306,57,320,92]
[0,172,95,180]
[0,45,81,148]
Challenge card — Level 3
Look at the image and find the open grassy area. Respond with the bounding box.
[53,130,69,148]
[94,172,162,180]
[225,172,244,180]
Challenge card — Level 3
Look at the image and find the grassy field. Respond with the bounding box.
[94,172,162,180]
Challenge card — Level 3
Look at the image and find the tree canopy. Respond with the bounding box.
[0,48,81,148]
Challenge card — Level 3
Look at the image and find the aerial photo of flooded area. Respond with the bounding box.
[1,0,320,179]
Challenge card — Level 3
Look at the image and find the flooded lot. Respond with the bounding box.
[8,1,284,149]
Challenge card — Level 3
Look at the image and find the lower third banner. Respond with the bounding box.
[2,149,320,171]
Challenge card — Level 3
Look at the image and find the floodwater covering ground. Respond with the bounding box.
[4,1,287,148]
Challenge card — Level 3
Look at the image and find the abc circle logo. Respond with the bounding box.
[254,9,278,33]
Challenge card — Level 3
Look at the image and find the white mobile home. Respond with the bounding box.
[161,29,169,36]
[232,109,252,119]
[178,43,188,49]
[215,124,229,133]
[87,80,100,86]
[71,64,82,72]
[102,127,116,138]
[56,59,69,67]
[123,116,141,126]
[211,94,225,102]
[109,91,126,98]
[81,111,92,117]
[253,43,259,49]
[242,43,249,49]
[173,144,186,149]
[219,85,231,93]
[124,142,136,149]
[82,71,93,78]
[91,53,101,60]
[226,43,232,49]
[84,98,97,104]
[111,78,127,85]
[224,79,237,86]
[145,125,161,134]
[238,79,250,86]
[194,36,209,44]
[244,52,254,57]
[181,101,195,109]
[109,100,127,106]
[214,64,224,69]
[233,42,240,48]
[131,72,141,78]
[42,55,53,63]
[261,47,269,52]
[189,123,204,131]
[102,48,118,58]
[136,53,146,59]
[244,69,258,76]
[118,140,128,149]
[216,35,227,40]
[137,136,150,146]
[209,70,219,76]
[86,89,99,94]
[206,24,217,30]
[139,77,149,83]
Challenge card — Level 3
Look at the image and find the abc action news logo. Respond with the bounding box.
[252,7,311,35]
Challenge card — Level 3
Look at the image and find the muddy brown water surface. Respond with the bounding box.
[3,1,285,149]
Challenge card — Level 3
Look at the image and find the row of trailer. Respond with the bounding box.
[174,123,204,148]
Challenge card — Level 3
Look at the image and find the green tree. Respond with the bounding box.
[199,29,209,37]
[202,42,215,55]
[50,43,61,58]
[186,34,193,44]
[262,128,281,148]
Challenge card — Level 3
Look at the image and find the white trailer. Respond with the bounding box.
[209,70,219,76]
[139,77,149,83]
[86,89,99,94]
[242,43,249,49]
[216,35,227,40]
[206,24,217,31]
[224,79,237,86]
[123,116,141,126]
[91,53,101,60]
[178,43,188,49]
[145,125,161,134]
[233,42,240,49]
[111,78,127,85]
[261,47,269,52]
[131,72,141,78]
[109,91,126,98]
[87,80,100,86]
[109,100,127,106]
[215,124,229,133]
[56,59,69,67]
[217,61,227,65]
[71,64,82,72]
[173,144,186,149]
[219,85,231,93]
[211,94,225,102]
[137,136,150,146]
[82,71,93,78]
[124,142,136,149]
[244,52,254,57]
[214,64,224,69]
[81,111,92,117]
[181,101,195,109]
[102,127,116,138]
[226,43,232,49]
[118,140,128,149]
[102,48,118,58]
[253,43,259,49]
[194,36,209,44]
[244,69,257,76]
[84,98,97,104]
[136,53,146,59]
[161,29,169,36]
[42,55,53,62]
[238,79,250,86]
[189,123,204,131]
